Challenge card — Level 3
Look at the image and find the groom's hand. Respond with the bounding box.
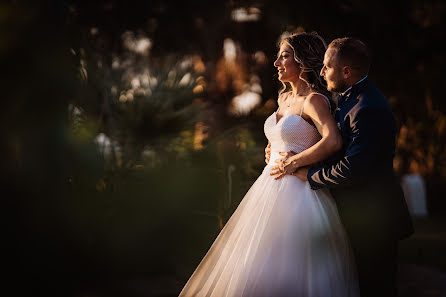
[270,151,298,180]
[293,166,309,181]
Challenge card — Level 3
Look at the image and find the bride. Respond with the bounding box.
[179,32,359,297]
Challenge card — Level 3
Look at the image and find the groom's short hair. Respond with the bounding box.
[328,37,371,76]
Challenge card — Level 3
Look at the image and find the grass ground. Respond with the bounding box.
[397,216,446,297]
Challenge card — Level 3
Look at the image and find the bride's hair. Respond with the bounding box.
[278,32,335,112]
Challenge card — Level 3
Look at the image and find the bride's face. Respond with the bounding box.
[274,43,302,83]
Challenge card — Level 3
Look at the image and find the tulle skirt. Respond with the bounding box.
[179,158,359,297]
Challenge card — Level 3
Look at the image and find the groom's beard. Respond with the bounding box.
[330,80,350,93]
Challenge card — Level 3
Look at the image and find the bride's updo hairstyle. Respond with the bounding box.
[278,32,334,111]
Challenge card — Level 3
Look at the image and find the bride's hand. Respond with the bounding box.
[265,142,271,164]
[270,151,298,180]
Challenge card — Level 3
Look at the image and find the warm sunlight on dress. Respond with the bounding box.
[179,102,359,297]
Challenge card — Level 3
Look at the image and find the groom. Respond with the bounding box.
[271,37,413,297]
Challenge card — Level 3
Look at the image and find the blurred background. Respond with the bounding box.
[1,0,445,296]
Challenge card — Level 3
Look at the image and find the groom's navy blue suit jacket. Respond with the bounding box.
[308,78,413,240]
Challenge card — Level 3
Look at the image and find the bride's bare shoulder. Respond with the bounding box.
[305,93,331,111]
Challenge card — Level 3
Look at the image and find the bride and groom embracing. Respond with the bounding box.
[179,32,414,297]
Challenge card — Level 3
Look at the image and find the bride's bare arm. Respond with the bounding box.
[288,94,342,168]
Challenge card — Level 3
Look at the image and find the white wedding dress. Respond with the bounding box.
[179,96,359,297]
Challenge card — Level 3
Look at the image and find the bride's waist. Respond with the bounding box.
[269,146,306,156]
[267,149,303,166]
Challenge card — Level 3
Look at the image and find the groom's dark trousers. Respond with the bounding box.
[308,78,414,297]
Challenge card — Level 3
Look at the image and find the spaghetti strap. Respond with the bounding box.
[299,100,305,116]
[310,92,332,112]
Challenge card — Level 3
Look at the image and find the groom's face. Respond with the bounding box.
[321,48,348,93]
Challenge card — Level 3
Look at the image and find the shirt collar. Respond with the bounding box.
[340,75,369,97]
